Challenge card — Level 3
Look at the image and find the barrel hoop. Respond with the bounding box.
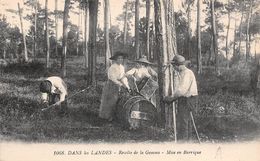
[122,96,144,110]
[128,99,154,122]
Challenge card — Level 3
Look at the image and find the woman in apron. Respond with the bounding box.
[99,51,130,121]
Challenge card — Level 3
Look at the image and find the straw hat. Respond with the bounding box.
[134,56,154,65]
[109,51,128,60]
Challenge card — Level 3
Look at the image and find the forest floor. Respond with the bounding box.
[0,56,260,143]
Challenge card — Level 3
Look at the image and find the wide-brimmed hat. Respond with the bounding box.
[109,51,128,60]
[134,56,154,65]
[170,55,186,65]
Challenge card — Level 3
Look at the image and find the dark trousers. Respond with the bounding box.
[177,96,197,141]
[48,93,68,115]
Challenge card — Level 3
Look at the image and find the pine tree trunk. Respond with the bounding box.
[84,1,89,69]
[146,0,151,59]
[233,20,237,59]
[76,5,80,56]
[135,0,140,59]
[45,0,50,69]
[186,2,192,60]
[238,12,244,58]
[246,0,253,62]
[18,3,28,62]
[33,0,37,59]
[211,0,218,74]
[207,36,213,66]
[61,0,70,77]
[123,0,129,46]
[255,39,257,62]
[55,0,58,57]
[197,0,202,74]
[226,8,230,68]
[104,0,111,70]
[154,0,177,140]
[88,0,98,86]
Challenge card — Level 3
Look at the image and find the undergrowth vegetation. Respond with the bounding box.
[0,57,259,143]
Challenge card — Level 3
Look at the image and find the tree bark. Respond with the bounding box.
[123,0,129,46]
[104,0,111,70]
[135,0,140,59]
[76,4,80,56]
[55,0,58,57]
[226,6,230,68]
[84,1,89,68]
[45,0,50,69]
[146,0,151,59]
[61,0,70,77]
[18,3,28,62]
[197,0,202,74]
[154,0,177,141]
[186,1,192,60]
[238,12,244,58]
[246,0,253,62]
[88,0,98,86]
[33,0,37,59]
[233,20,237,59]
[210,0,218,74]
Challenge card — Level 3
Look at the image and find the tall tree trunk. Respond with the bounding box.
[55,0,58,57]
[207,36,213,66]
[88,0,98,86]
[255,39,257,62]
[154,0,177,141]
[210,0,218,74]
[84,1,89,68]
[238,12,244,58]
[186,2,192,60]
[104,0,111,70]
[45,0,50,69]
[197,0,202,74]
[233,20,237,59]
[146,0,151,59]
[18,3,28,62]
[76,4,80,56]
[123,0,129,46]
[61,0,70,77]
[33,0,37,60]
[226,7,230,68]
[135,0,140,59]
[246,0,253,62]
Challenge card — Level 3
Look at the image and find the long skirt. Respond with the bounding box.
[99,80,120,120]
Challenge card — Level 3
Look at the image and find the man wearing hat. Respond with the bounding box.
[39,76,68,108]
[99,51,130,121]
[164,55,198,141]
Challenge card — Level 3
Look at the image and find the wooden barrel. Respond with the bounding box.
[116,94,158,129]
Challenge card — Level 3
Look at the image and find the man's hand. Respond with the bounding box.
[163,96,178,104]
[163,96,173,104]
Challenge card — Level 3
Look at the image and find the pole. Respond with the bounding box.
[190,111,201,144]
[41,86,92,111]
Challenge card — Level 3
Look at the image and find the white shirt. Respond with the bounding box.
[41,76,68,102]
[126,66,157,82]
[107,63,130,89]
[173,66,198,97]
